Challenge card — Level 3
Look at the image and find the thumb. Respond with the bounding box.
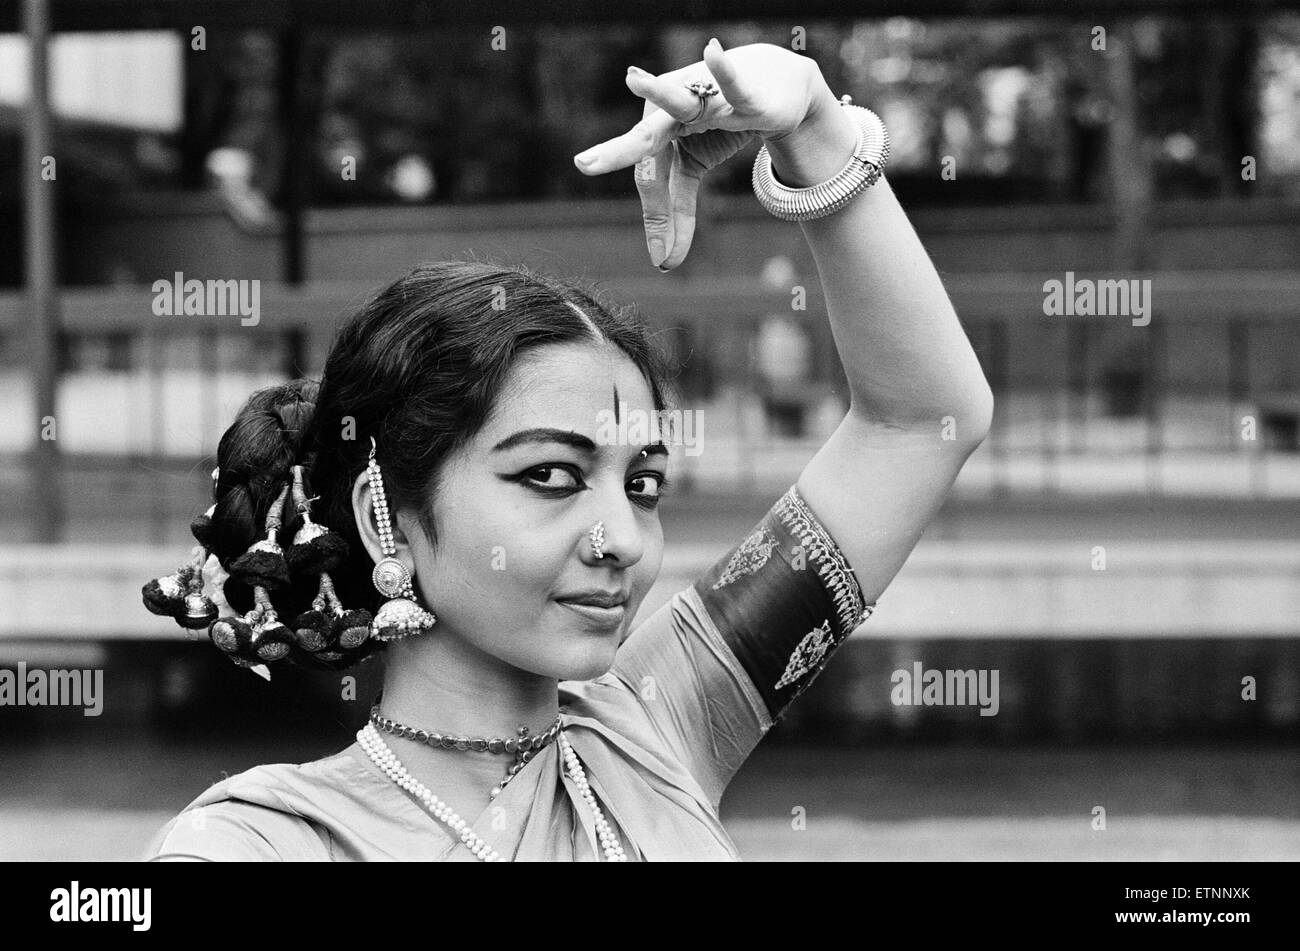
[701,37,755,113]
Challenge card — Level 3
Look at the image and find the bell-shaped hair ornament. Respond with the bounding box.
[247,584,293,663]
[284,466,349,575]
[142,567,190,618]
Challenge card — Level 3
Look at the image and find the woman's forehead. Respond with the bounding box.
[488,344,656,432]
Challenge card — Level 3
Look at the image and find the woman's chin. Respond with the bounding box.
[552,641,620,682]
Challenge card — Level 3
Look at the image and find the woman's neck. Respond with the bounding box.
[362,629,560,817]
[379,629,559,735]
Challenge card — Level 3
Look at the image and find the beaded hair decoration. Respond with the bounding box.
[141,463,375,674]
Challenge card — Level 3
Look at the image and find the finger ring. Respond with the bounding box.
[683,80,719,125]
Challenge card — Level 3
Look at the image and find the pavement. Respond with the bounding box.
[1,743,1295,861]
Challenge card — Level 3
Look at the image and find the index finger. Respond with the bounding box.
[633,143,675,269]
[573,107,678,176]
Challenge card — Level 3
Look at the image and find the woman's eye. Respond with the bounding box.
[628,472,670,502]
[525,465,583,490]
[518,466,669,506]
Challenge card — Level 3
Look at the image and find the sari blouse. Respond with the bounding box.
[144,483,876,861]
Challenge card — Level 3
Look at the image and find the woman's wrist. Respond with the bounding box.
[761,83,860,189]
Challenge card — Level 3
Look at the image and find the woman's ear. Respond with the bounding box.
[350,468,415,569]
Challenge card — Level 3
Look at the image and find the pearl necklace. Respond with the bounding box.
[357,722,628,862]
[359,723,503,861]
[559,733,627,861]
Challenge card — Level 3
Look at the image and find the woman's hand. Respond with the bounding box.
[573,39,839,271]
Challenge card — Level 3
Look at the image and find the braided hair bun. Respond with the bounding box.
[142,378,382,672]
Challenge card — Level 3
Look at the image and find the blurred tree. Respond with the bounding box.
[50,15,1300,209]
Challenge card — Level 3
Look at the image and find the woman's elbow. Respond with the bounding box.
[961,385,995,446]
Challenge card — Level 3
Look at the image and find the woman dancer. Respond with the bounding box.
[143,40,992,861]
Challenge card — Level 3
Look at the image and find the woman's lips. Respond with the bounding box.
[555,598,626,626]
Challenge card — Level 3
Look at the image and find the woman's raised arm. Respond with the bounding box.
[574,40,992,606]
[763,79,993,607]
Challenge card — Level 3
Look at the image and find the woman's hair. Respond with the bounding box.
[145,259,677,671]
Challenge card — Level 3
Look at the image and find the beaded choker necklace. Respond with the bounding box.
[368,704,562,799]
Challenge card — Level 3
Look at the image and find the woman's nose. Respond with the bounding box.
[581,487,644,568]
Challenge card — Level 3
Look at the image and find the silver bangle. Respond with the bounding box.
[751,95,890,222]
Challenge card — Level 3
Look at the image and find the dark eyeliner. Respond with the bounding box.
[629,472,672,509]
[509,463,585,496]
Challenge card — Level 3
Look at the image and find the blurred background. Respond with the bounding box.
[1,0,1298,861]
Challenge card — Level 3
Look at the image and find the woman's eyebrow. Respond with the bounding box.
[492,428,595,453]
[491,428,669,459]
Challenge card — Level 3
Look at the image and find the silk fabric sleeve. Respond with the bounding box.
[609,483,876,808]
[689,483,876,724]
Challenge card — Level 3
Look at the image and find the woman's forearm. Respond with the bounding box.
[766,85,994,439]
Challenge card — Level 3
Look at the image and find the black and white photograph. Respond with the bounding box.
[0,0,1296,901]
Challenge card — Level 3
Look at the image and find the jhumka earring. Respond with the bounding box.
[590,520,606,560]
[367,437,437,642]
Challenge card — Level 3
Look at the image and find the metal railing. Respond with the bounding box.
[1,269,1299,541]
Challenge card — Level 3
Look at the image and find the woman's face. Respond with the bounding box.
[396,341,668,682]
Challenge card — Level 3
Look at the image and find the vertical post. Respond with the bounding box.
[23,0,62,542]
[1067,320,1090,459]
[148,329,166,543]
[283,327,306,378]
[1143,318,1164,496]
[201,327,220,451]
[1104,22,1153,270]
[1043,323,1059,494]
[278,27,306,286]
[1227,319,1263,497]
[1226,319,1249,449]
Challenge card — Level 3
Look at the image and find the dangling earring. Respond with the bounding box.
[590,520,606,560]
[367,437,437,642]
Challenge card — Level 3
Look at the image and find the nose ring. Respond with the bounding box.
[589,521,605,559]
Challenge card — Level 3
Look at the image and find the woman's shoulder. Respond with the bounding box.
[142,745,378,862]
